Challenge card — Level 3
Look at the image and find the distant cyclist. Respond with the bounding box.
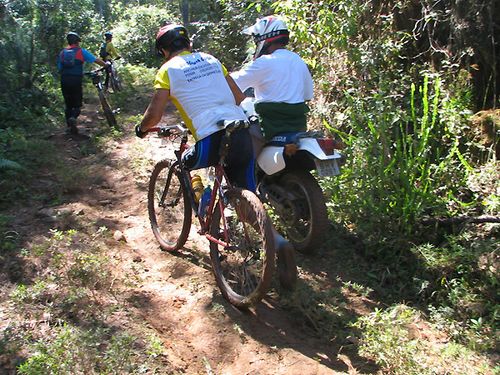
[57,32,107,134]
[99,32,121,91]
[99,32,121,61]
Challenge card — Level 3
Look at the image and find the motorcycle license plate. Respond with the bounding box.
[315,159,340,177]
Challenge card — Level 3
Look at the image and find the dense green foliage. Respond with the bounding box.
[0,0,498,372]
[111,4,177,66]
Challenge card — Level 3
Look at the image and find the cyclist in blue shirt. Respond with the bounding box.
[57,32,107,134]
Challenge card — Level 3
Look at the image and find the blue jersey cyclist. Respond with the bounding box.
[135,24,255,191]
[57,32,107,134]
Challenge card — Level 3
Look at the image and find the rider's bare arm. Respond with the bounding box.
[95,58,106,67]
[225,75,245,105]
[139,88,171,132]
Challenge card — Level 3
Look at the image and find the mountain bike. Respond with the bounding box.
[84,67,117,128]
[104,60,122,92]
[145,122,276,308]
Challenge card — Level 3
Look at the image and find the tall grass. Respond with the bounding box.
[325,73,471,242]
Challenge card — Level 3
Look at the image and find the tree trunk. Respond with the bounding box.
[25,30,35,89]
[180,0,189,25]
[421,215,500,226]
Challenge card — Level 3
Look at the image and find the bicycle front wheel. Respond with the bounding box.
[148,160,191,251]
[209,188,275,308]
[98,91,117,127]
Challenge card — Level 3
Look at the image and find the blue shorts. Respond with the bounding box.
[182,128,256,192]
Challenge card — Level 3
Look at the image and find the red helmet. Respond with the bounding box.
[155,24,190,55]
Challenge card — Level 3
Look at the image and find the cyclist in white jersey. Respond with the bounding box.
[135,24,255,191]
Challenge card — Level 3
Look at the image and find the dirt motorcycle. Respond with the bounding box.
[242,98,344,253]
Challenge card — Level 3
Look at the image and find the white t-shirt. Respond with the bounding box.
[231,49,313,104]
[154,51,247,141]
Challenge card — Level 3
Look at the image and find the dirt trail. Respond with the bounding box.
[6,102,374,374]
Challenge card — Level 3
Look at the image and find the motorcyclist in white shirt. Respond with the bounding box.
[231,15,313,141]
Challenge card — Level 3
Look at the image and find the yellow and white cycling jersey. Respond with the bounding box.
[154,51,247,141]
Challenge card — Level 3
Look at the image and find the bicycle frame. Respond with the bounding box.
[151,125,238,249]
[104,61,118,90]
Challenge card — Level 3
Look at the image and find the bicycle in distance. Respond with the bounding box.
[103,60,122,93]
[145,122,277,308]
[84,67,118,128]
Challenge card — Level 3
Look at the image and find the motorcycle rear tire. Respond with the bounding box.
[278,170,329,253]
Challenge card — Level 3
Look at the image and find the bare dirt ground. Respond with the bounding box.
[1,101,379,374]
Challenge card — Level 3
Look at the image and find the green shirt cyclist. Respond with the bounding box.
[100,32,121,61]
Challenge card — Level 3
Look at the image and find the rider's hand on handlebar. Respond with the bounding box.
[135,124,147,139]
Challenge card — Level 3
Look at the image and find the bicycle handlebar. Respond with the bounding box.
[144,120,247,140]
[145,124,189,137]
[84,67,106,76]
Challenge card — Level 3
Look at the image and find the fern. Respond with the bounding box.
[0,158,23,171]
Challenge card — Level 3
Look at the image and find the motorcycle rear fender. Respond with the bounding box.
[298,138,342,161]
[257,138,343,176]
[257,146,286,175]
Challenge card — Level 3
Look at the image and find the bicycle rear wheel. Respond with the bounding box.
[98,91,117,127]
[148,160,191,251]
[209,188,275,308]
[110,69,122,92]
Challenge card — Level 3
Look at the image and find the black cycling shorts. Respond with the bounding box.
[61,75,83,110]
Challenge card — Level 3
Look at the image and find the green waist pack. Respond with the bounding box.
[255,101,309,140]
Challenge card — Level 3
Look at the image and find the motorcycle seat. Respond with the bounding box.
[267,132,304,146]
[267,131,320,146]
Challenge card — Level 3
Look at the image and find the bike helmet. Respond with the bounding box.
[243,15,289,58]
[66,32,81,45]
[155,24,190,57]
[104,31,113,40]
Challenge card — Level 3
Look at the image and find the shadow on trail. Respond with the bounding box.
[230,220,436,373]
[147,223,384,372]
[170,244,213,273]
[215,281,380,374]
[192,220,439,373]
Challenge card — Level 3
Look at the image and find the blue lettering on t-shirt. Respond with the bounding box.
[186,55,206,66]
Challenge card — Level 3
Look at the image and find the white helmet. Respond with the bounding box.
[242,15,289,58]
